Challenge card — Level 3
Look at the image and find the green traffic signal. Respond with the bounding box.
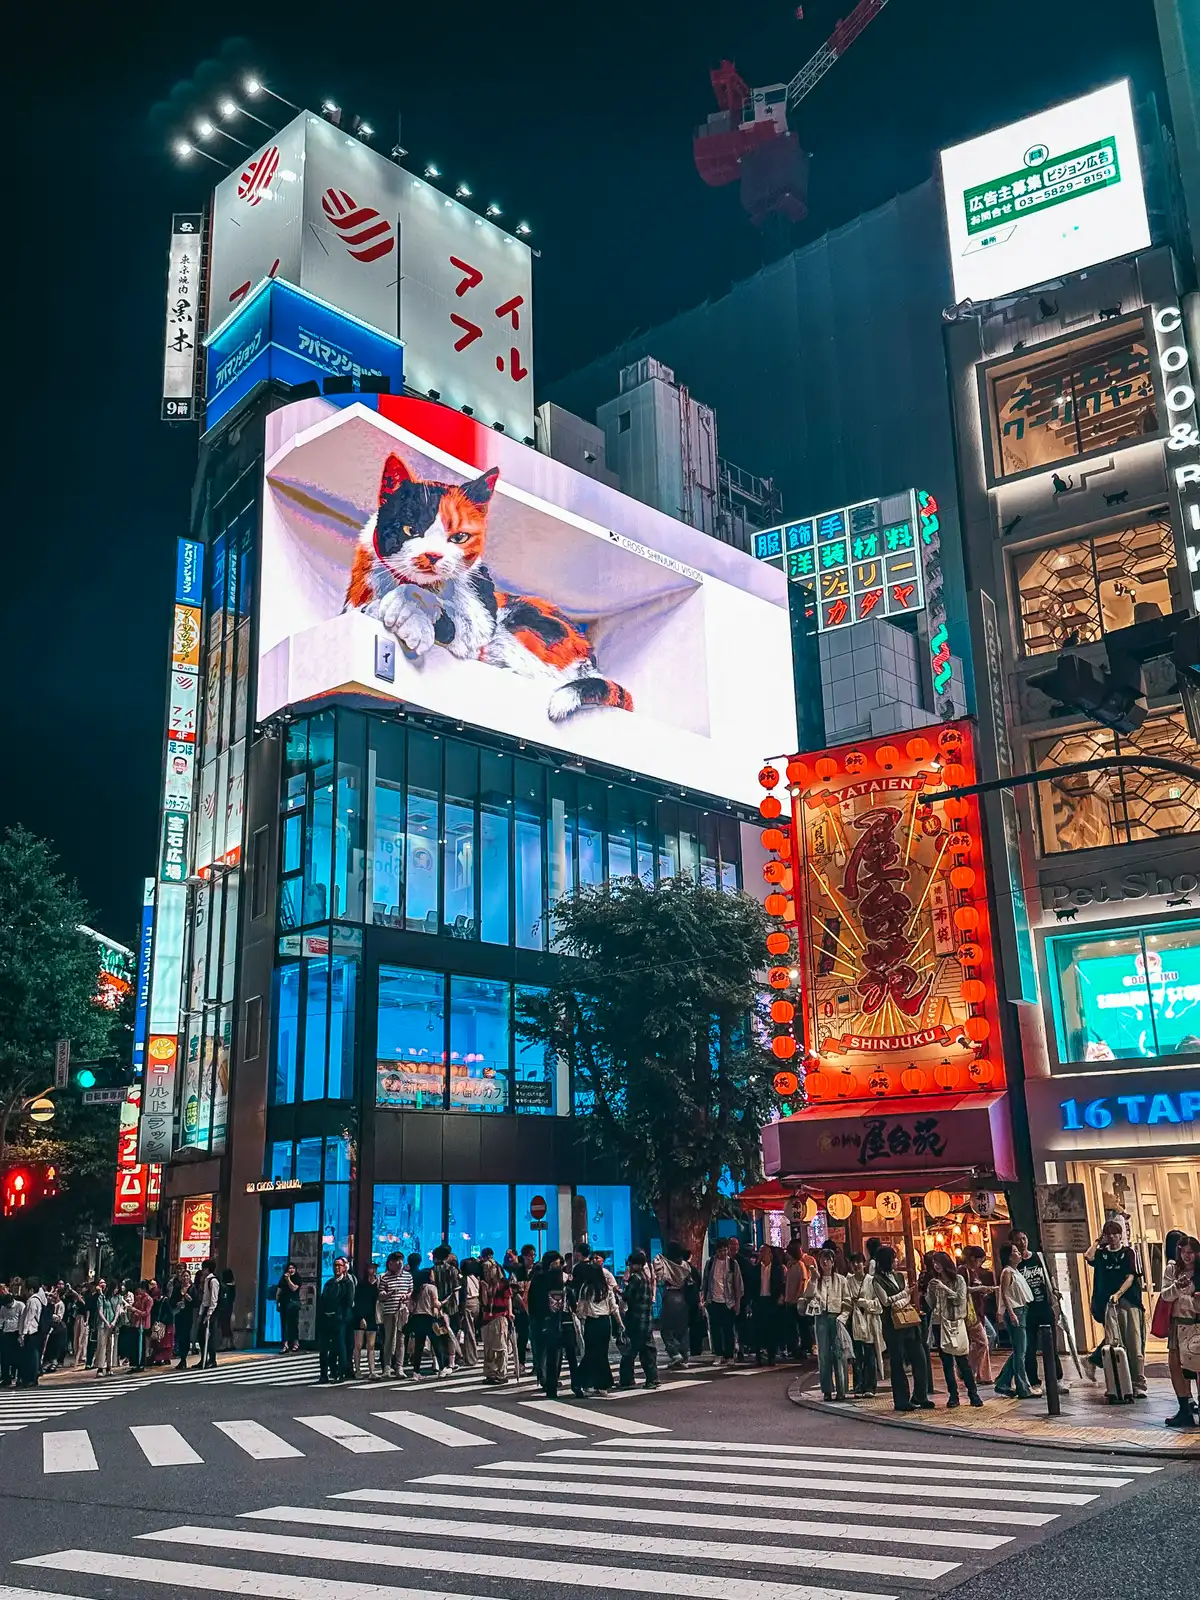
[75,1068,97,1090]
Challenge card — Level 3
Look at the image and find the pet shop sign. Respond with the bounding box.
[1151,301,1200,612]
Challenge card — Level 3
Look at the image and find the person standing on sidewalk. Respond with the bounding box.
[994,1242,1036,1399]
[1084,1220,1146,1397]
[316,1257,354,1384]
[701,1237,742,1365]
[352,1263,382,1379]
[653,1244,693,1369]
[846,1252,882,1397]
[276,1263,302,1352]
[16,1277,48,1389]
[480,1258,513,1384]
[93,1281,119,1379]
[1161,1233,1199,1428]
[871,1246,932,1412]
[1011,1231,1069,1395]
[195,1260,220,1368]
[961,1245,995,1384]
[782,1241,811,1362]
[377,1253,412,1377]
[810,1247,850,1401]
[129,1281,154,1373]
[925,1251,982,1408]
[619,1249,659,1390]
[528,1249,584,1399]
[0,1287,23,1387]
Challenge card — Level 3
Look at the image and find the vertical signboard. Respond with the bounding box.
[162,214,204,421]
[138,540,204,1164]
[133,879,154,1074]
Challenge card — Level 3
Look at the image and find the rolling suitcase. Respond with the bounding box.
[1101,1342,1134,1404]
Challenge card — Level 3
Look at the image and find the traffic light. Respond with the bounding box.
[72,1057,118,1091]
[3,1164,59,1216]
[1028,651,1146,734]
[75,1068,97,1090]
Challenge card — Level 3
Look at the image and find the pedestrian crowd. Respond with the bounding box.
[0,1261,236,1387]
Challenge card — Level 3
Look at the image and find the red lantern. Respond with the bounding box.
[900,1066,928,1093]
[834,1070,858,1098]
[876,744,900,771]
[949,865,976,890]
[938,726,963,751]
[766,931,790,957]
[785,759,809,786]
[960,977,986,1004]
[941,761,968,788]
[957,940,982,964]
[905,736,932,761]
[770,998,795,1025]
[768,966,792,990]
[953,906,979,931]
[963,1015,991,1043]
[968,1057,995,1085]
[804,1070,832,1098]
[943,796,968,820]
[759,795,782,820]
[778,836,792,862]
[948,831,972,850]
[765,892,788,918]
[761,827,785,852]
[773,1069,799,1096]
[843,750,867,774]
[814,756,838,780]
[934,1061,965,1090]
[763,860,788,885]
[771,1034,798,1060]
[866,1069,892,1097]
[759,765,780,790]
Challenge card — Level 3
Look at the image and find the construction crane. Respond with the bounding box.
[693,0,893,226]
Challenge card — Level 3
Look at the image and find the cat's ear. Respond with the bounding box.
[461,466,499,505]
[379,453,413,504]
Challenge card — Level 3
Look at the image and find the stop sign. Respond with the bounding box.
[529,1193,547,1221]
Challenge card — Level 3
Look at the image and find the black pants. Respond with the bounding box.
[539,1317,581,1397]
[885,1324,929,1409]
[1024,1299,1063,1385]
[317,1315,346,1381]
[513,1305,530,1368]
[199,1314,218,1367]
[581,1315,613,1391]
[173,1310,194,1367]
[752,1297,779,1359]
[407,1313,436,1375]
[939,1349,979,1402]
[708,1303,736,1358]
[282,1305,300,1347]
[853,1338,878,1394]
[17,1337,40,1387]
[619,1334,658,1388]
[0,1331,20,1385]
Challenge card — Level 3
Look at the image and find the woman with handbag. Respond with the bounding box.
[1159,1233,1199,1428]
[575,1261,621,1394]
[993,1242,1036,1398]
[871,1246,932,1412]
[925,1251,983,1408]
[846,1252,881,1397]
[810,1248,850,1401]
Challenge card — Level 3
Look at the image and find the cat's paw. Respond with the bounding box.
[377,585,441,655]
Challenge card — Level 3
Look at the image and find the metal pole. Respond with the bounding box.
[1040,1323,1061,1416]
[921,753,1200,807]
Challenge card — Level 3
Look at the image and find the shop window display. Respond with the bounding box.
[1013,513,1175,657]
[1051,920,1200,1063]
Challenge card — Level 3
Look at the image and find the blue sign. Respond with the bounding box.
[132,879,154,1075]
[1059,1089,1200,1131]
[176,539,204,607]
[204,279,405,433]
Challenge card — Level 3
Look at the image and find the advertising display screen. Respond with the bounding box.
[209,114,533,439]
[1049,919,1200,1065]
[940,81,1150,304]
[792,721,1006,1102]
[258,395,795,804]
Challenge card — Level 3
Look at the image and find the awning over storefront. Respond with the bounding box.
[733,1178,795,1212]
[762,1092,1016,1189]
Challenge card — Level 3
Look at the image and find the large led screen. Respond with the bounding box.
[259,396,796,804]
[940,81,1149,305]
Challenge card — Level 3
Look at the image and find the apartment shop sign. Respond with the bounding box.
[1152,304,1200,610]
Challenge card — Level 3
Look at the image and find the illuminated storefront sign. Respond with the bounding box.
[1026,1068,1200,1156]
[1058,1089,1200,1129]
[1048,919,1200,1065]
[179,1196,214,1262]
[132,880,154,1074]
[161,212,202,422]
[1151,302,1200,611]
[782,721,1005,1102]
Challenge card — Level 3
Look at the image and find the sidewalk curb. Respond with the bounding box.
[786,1377,1200,1461]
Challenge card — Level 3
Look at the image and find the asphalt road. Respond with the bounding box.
[0,1354,1193,1600]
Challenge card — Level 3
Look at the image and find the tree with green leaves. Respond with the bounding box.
[516,875,774,1261]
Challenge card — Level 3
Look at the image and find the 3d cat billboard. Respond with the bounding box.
[258,395,796,803]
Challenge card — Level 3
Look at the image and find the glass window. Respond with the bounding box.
[279,875,303,932]
[272,962,301,1103]
[548,771,576,909]
[678,806,700,881]
[514,1185,560,1254]
[369,720,405,928]
[480,751,511,945]
[327,955,357,1100]
[322,1182,351,1284]
[657,800,680,880]
[371,1183,443,1266]
[282,811,303,875]
[1050,920,1200,1064]
[406,732,440,934]
[377,965,446,1108]
[514,984,556,1115]
[1013,514,1176,657]
[1034,713,1200,854]
[448,1184,510,1259]
[305,712,335,926]
[634,796,656,886]
[577,779,605,889]
[324,1135,352,1182]
[575,1184,632,1271]
[449,976,510,1113]
[444,742,478,939]
[295,1137,323,1183]
[262,1207,291,1346]
[302,955,329,1101]
[985,317,1158,482]
[607,790,634,881]
[268,1140,293,1180]
[334,714,366,922]
[699,812,720,889]
[514,761,545,950]
[283,720,309,801]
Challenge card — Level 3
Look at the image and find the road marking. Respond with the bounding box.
[604,1379,710,1398]
[522,1399,667,1433]
[144,1523,898,1600]
[130,1425,203,1467]
[370,1410,492,1446]
[544,1447,1129,1490]
[474,1458,1098,1506]
[0,1586,98,1598]
[413,1470,1058,1526]
[213,1420,303,1460]
[241,1504,956,1580]
[623,1438,1160,1474]
[449,1404,582,1439]
[334,1488,1011,1550]
[42,1431,98,1474]
[293,1415,399,1454]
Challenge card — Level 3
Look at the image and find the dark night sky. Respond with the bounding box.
[3,0,1165,939]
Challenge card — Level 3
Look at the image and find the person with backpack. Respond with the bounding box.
[700,1237,742,1365]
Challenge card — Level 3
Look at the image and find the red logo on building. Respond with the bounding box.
[237,146,280,207]
[321,188,395,263]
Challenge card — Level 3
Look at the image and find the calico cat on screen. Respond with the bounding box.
[344,453,633,722]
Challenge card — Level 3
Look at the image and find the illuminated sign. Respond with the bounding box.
[132,880,153,1072]
[1059,1090,1200,1130]
[80,926,136,1012]
[1150,303,1200,611]
[245,1177,305,1194]
[203,278,405,434]
[940,80,1150,304]
[161,213,202,421]
[791,721,1005,1101]
[179,1196,214,1261]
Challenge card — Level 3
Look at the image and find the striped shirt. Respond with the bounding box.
[377,1268,413,1315]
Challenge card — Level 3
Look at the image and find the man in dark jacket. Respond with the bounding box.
[527,1250,583,1398]
[618,1250,658,1390]
[749,1243,787,1364]
[317,1257,354,1384]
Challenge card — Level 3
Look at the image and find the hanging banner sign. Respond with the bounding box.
[162,213,203,421]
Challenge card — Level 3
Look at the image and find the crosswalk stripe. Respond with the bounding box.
[370,1410,493,1446]
[522,1399,666,1434]
[293,1415,399,1454]
[449,1403,583,1439]
[42,1431,98,1474]
[412,1471,1059,1526]
[604,1378,709,1398]
[0,1585,96,1598]
[544,1447,1129,1490]
[213,1420,304,1460]
[623,1438,1159,1474]
[130,1425,203,1467]
[474,1458,1098,1506]
[145,1522,899,1600]
[334,1487,1013,1551]
[241,1503,957,1581]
